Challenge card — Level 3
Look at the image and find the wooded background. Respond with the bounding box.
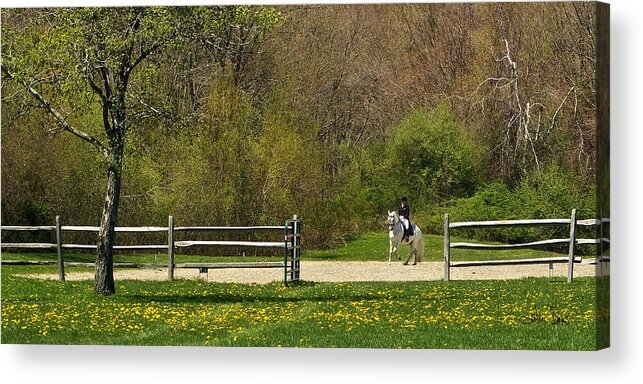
[1,3,599,249]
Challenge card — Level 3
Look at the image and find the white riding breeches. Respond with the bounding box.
[400,217,410,230]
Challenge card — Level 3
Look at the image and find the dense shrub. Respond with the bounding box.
[444,166,596,247]
[386,103,485,206]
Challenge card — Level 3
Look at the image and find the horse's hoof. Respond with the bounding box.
[412,263,417,266]
[402,262,408,266]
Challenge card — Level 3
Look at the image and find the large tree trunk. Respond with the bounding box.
[94,153,123,296]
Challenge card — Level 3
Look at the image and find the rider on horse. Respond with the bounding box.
[398,197,412,242]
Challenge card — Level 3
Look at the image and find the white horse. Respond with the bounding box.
[387,210,425,265]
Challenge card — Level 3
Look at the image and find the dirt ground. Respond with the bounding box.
[23,259,608,284]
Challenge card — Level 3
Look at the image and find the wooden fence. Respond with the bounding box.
[444,209,610,282]
[1,215,301,286]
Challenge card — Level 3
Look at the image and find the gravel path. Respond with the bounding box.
[23,259,605,284]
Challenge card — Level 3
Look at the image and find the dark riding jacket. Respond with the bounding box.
[398,204,410,220]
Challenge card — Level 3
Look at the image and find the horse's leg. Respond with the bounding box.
[404,245,413,265]
[403,242,415,265]
[388,239,393,265]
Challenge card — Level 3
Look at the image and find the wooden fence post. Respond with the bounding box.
[293,214,300,281]
[168,215,174,281]
[56,215,65,281]
[444,213,450,281]
[567,209,577,283]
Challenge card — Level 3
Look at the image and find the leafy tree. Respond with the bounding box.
[387,103,484,206]
[1,6,281,295]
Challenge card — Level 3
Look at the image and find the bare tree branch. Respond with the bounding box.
[2,65,110,159]
[543,86,575,142]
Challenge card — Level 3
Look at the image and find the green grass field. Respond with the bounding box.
[1,272,603,350]
[1,231,605,350]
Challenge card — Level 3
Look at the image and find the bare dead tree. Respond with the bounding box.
[472,28,578,185]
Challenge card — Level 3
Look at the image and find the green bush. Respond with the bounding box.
[445,166,596,246]
[387,103,484,206]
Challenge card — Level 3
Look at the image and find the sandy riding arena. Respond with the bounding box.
[23,259,605,284]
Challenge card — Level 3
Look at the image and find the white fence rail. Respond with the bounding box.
[1,215,301,286]
[444,209,610,282]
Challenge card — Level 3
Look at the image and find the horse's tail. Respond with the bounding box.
[415,228,425,263]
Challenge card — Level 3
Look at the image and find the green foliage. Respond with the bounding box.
[515,165,596,220]
[447,166,596,244]
[358,141,401,216]
[20,200,49,224]
[387,103,484,206]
